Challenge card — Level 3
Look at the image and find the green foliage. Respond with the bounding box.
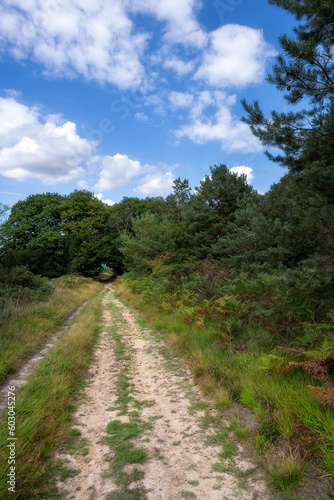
[0,190,112,278]
[183,164,253,259]
[166,177,191,224]
[0,266,54,319]
[120,213,176,275]
[0,193,67,277]
[242,0,334,180]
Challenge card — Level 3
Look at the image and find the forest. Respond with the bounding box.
[0,0,334,493]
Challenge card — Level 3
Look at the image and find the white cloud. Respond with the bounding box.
[94,153,144,191]
[130,0,207,49]
[195,24,276,88]
[230,166,254,184]
[0,0,147,89]
[94,153,175,196]
[171,91,262,152]
[133,171,174,196]
[94,193,115,206]
[144,95,166,115]
[135,112,149,122]
[163,57,194,76]
[0,97,93,183]
[169,91,194,109]
[4,89,22,99]
[0,97,38,140]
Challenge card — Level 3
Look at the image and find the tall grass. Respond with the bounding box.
[0,283,103,499]
[114,278,334,481]
[0,278,101,382]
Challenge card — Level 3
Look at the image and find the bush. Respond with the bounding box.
[0,266,54,319]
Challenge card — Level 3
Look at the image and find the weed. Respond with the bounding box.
[107,487,147,500]
[53,459,81,481]
[264,447,305,494]
[180,491,197,499]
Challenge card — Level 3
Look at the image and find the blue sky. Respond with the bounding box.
[0,0,296,207]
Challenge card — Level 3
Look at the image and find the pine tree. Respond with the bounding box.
[166,177,191,224]
[242,0,334,181]
[183,164,253,259]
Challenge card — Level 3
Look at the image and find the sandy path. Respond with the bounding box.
[56,286,273,500]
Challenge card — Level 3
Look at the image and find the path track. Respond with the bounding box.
[56,286,273,499]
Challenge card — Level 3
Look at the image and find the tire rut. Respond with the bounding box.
[56,286,273,500]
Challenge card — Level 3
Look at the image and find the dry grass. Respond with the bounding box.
[264,445,305,494]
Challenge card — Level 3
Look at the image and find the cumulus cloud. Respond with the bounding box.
[171,91,262,152]
[163,57,195,76]
[94,193,115,206]
[93,154,144,191]
[133,171,174,196]
[130,0,207,49]
[0,97,93,183]
[0,0,147,89]
[230,166,254,184]
[195,24,276,88]
[168,91,194,109]
[94,153,175,196]
[0,0,208,88]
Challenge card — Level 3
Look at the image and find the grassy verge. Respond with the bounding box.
[0,277,101,382]
[114,278,334,498]
[0,282,103,499]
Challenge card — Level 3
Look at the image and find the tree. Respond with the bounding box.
[60,190,109,277]
[0,190,111,278]
[183,164,253,259]
[0,193,67,277]
[166,177,191,224]
[242,0,334,184]
[120,213,176,274]
[0,203,9,225]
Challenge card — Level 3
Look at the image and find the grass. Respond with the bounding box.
[114,278,334,491]
[264,446,305,494]
[103,298,151,498]
[0,277,101,382]
[0,282,103,499]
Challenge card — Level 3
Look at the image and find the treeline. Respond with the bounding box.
[0,0,333,405]
[0,0,334,480]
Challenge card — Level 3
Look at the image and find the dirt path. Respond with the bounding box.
[55,286,273,500]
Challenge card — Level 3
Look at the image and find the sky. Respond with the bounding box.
[0,0,296,207]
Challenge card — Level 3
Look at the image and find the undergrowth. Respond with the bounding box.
[0,275,100,382]
[114,263,334,494]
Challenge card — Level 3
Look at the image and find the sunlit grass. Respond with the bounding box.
[0,279,101,382]
[114,278,334,483]
[0,284,103,499]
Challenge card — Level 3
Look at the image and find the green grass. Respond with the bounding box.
[264,447,305,494]
[0,283,103,499]
[114,278,334,487]
[0,278,101,382]
[103,298,151,497]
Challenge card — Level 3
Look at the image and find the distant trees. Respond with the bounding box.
[0,191,110,277]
